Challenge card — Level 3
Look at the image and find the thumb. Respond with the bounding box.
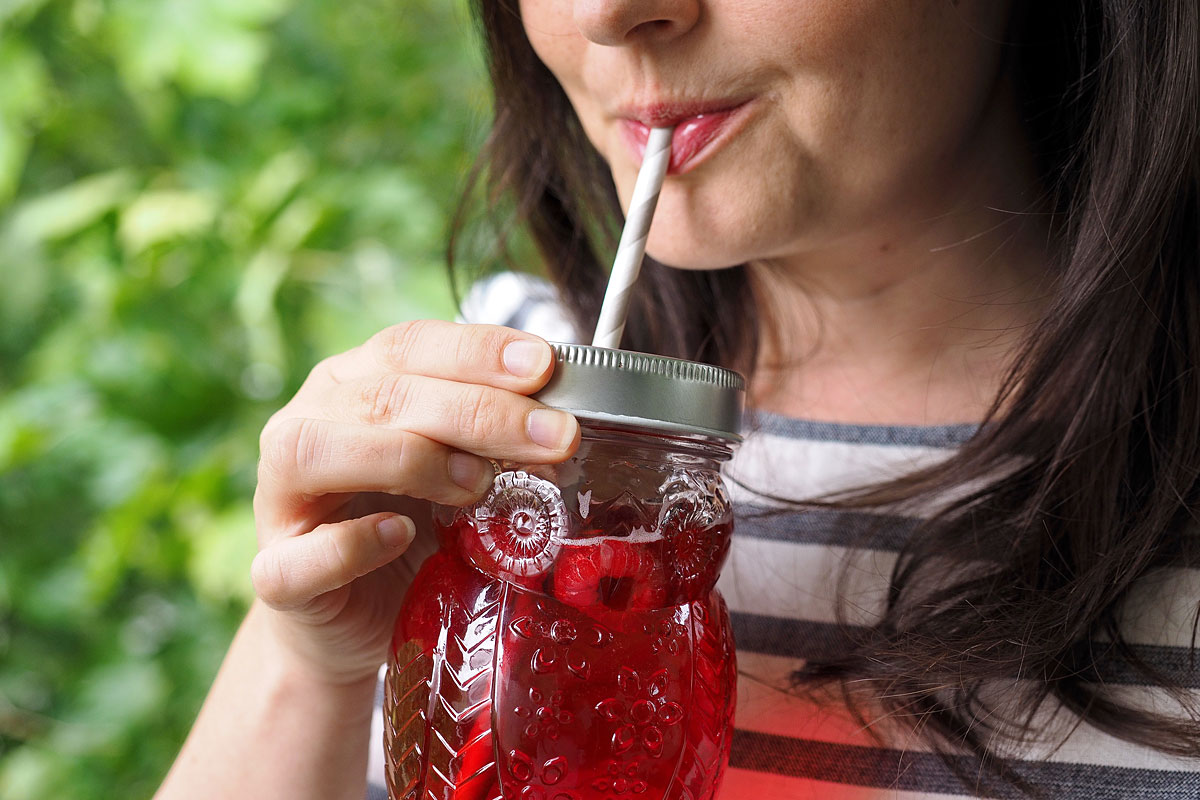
[251,513,416,612]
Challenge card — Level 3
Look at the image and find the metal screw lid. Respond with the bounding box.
[533,343,745,442]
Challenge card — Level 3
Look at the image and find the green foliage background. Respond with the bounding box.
[0,1,488,795]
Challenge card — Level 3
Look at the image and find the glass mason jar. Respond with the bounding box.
[383,344,744,800]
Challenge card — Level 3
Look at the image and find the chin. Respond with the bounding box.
[649,254,742,272]
[641,196,774,271]
[645,234,749,272]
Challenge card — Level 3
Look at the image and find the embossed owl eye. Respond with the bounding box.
[656,471,732,598]
[468,471,569,580]
[657,470,730,530]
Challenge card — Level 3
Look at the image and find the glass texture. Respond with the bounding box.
[383,423,737,800]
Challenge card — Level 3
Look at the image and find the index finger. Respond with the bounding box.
[319,320,556,392]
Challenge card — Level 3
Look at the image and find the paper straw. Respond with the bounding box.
[592,125,674,349]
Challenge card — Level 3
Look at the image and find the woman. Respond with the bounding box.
[155,1,1200,798]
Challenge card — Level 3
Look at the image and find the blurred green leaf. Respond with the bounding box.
[0,745,70,800]
[105,0,292,101]
[239,147,313,223]
[0,37,50,200]
[0,0,53,28]
[8,170,135,244]
[184,504,257,605]
[71,659,168,729]
[117,188,217,253]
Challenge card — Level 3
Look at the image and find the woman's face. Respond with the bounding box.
[519,0,1022,270]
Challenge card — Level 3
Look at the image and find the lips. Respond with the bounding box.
[619,100,753,174]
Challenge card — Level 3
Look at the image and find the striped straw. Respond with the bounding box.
[592,125,675,349]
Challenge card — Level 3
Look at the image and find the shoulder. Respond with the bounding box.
[456,271,583,344]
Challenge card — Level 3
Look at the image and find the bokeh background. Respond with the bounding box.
[0,1,490,795]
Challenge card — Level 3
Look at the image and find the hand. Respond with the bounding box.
[249,320,581,685]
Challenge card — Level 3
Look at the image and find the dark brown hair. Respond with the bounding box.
[451,0,1200,794]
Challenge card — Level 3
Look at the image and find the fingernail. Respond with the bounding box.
[527,408,577,451]
[377,516,414,548]
[502,340,551,379]
[449,452,492,493]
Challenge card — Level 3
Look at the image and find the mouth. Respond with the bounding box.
[618,99,754,175]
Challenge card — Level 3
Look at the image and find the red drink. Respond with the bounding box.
[383,345,743,800]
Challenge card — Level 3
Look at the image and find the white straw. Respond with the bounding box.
[592,125,674,349]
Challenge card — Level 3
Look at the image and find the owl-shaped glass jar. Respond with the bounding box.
[383,344,744,800]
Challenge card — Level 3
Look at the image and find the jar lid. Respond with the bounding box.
[533,343,745,442]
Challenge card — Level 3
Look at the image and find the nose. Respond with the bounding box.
[572,0,700,46]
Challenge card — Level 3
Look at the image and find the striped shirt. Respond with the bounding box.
[366,273,1200,799]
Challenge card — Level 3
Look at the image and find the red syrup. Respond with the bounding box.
[384,473,737,800]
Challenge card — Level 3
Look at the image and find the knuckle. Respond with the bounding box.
[310,354,341,384]
[321,525,358,579]
[392,433,441,496]
[252,485,268,518]
[250,550,289,607]
[261,417,329,483]
[257,418,289,482]
[461,325,508,372]
[362,434,393,471]
[258,409,287,456]
[362,374,416,426]
[374,319,430,370]
[454,384,501,442]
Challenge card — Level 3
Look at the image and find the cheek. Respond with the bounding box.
[761,0,1012,215]
[520,0,587,92]
[520,0,613,151]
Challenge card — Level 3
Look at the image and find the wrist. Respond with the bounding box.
[250,600,383,705]
[157,603,378,800]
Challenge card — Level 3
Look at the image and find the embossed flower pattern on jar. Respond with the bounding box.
[587,759,649,797]
[508,748,576,797]
[513,686,576,742]
[594,665,685,761]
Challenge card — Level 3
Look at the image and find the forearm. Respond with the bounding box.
[155,601,377,800]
